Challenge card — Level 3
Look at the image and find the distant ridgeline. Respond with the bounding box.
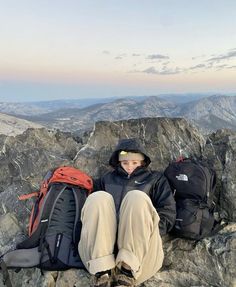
[1,94,236,134]
[0,117,235,286]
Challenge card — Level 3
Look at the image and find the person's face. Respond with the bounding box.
[120,160,142,175]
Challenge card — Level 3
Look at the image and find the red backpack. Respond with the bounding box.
[19,166,93,236]
[1,166,93,287]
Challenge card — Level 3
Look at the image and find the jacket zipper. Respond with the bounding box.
[119,174,130,209]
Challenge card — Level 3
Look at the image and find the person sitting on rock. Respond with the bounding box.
[78,138,176,287]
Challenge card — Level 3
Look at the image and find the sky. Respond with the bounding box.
[0,0,236,102]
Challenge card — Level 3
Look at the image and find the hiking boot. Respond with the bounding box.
[90,272,111,287]
[113,269,135,287]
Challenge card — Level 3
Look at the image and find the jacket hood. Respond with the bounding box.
[109,138,151,168]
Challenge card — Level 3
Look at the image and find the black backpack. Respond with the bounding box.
[164,158,218,240]
[0,166,93,287]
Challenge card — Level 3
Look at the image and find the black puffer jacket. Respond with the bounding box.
[94,138,176,235]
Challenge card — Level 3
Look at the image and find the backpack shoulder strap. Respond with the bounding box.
[71,186,87,245]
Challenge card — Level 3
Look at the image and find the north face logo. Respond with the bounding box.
[176,174,188,181]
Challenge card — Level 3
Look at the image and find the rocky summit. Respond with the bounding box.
[0,117,236,287]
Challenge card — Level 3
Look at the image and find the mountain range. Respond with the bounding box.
[0,93,209,116]
[0,94,236,135]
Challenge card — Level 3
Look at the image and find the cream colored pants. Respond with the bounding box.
[78,190,164,285]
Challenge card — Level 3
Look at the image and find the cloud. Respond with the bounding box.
[146,54,169,60]
[115,56,123,60]
[187,49,236,72]
[189,64,207,70]
[207,49,236,63]
[128,48,236,76]
[215,64,228,71]
[114,53,126,60]
[141,66,181,75]
[102,50,110,55]
[188,61,236,73]
[226,65,236,69]
[142,67,159,74]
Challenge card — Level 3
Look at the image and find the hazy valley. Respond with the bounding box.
[1,94,236,136]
